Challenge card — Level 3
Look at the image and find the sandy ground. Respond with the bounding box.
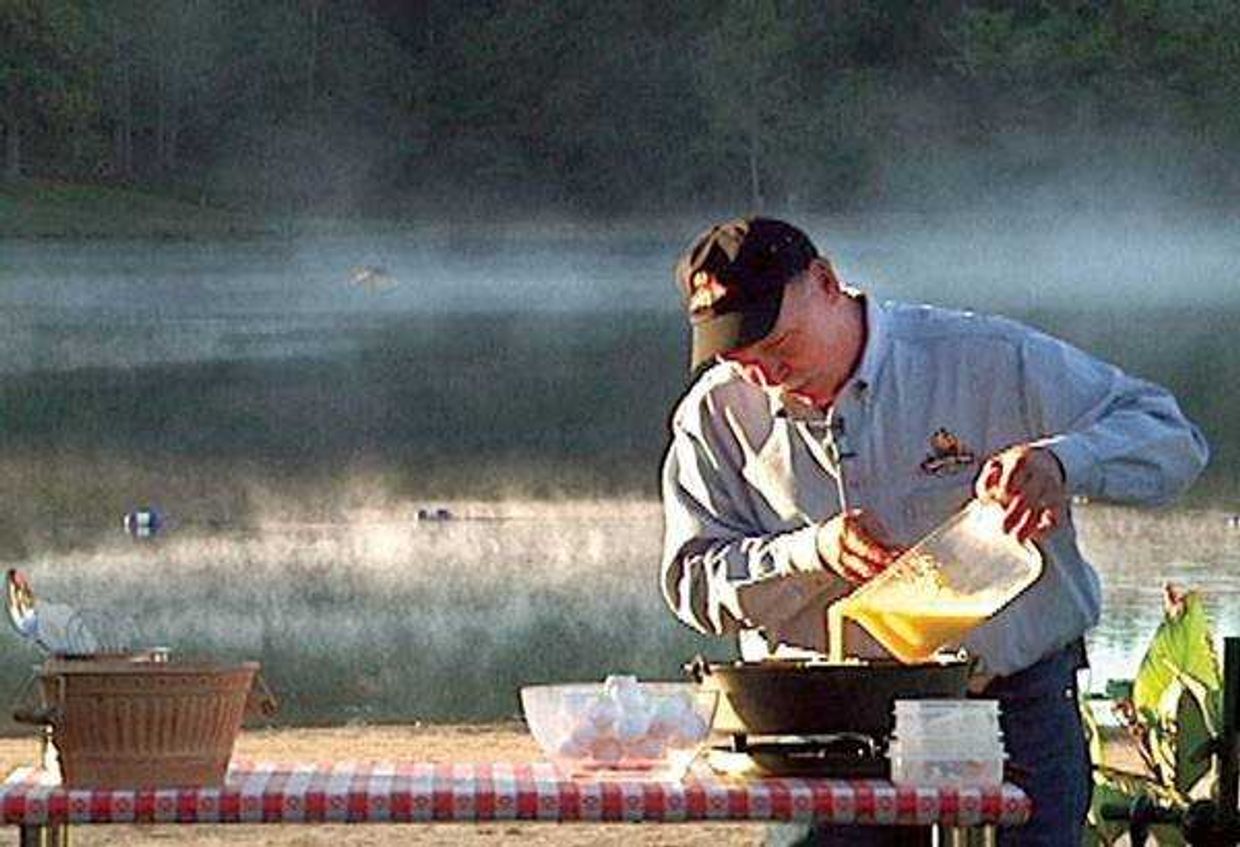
[0,723,769,846]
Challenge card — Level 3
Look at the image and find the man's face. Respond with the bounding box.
[718,269,836,407]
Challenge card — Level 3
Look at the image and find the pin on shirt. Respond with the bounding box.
[919,428,977,476]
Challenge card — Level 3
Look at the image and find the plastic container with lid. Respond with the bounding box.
[888,698,1007,787]
[893,698,1002,738]
[834,499,1044,663]
[889,750,1006,787]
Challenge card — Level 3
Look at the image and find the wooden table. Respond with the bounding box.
[2,760,1031,845]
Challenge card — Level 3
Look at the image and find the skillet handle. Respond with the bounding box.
[245,671,279,719]
[10,671,63,728]
[13,705,61,726]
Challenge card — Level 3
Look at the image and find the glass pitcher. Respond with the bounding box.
[831,499,1044,664]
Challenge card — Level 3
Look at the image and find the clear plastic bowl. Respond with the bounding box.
[520,679,718,781]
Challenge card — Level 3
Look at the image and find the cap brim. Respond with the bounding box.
[689,296,783,372]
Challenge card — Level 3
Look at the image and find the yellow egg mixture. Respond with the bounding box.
[828,553,1001,664]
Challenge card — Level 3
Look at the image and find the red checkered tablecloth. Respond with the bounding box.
[1,761,1031,827]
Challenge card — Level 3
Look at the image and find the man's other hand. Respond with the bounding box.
[975,444,1068,542]
[815,509,901,583]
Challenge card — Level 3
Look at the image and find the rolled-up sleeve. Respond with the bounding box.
[1019,329,1209,506]
[659,406,828,637]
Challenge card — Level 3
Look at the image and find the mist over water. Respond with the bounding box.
[1,218,1237,723]
[0,499,727,725]
[1,500,1235,726]
[5,210,1239,333]
[822,210,1240,311]
[4,212,1238,380]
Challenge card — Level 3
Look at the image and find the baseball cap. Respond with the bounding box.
[674,217,818,371]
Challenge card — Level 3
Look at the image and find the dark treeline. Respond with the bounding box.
[4,0,1240,217]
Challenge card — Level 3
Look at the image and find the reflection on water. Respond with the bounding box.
[1079,505,1240,687]
[1,501,1234,725]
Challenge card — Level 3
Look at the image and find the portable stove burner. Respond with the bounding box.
[708,732,890,778]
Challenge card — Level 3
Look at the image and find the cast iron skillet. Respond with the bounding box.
[686,655,972,737]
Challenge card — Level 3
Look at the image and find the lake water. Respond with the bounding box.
[1,221,1237,723]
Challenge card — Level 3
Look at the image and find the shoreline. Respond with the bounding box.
[8,180,1239,242]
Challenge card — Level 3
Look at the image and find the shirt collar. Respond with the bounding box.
[845,294,889,397]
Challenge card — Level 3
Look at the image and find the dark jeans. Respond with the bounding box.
[984,640,1092,847]
[772,642,1092,847]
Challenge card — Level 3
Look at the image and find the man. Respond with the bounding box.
[660,217,1209,846]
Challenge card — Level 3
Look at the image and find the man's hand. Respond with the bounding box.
[974,444,1068,543]
[815,509,901,584]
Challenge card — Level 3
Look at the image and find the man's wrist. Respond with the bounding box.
[1031,436,1094,497]
[1040,445,1066,485]
[791,524,828,574]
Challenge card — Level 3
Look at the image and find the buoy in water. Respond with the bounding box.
[347,265,396,291]
[123,507,164,539]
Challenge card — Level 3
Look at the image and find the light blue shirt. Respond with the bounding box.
[660,297,1209,676]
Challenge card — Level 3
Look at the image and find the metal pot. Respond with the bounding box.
[685,655,972,738]
[12,652,278,789]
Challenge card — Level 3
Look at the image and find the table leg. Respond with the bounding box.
[17,824,69,847]
[937,825,997,847]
